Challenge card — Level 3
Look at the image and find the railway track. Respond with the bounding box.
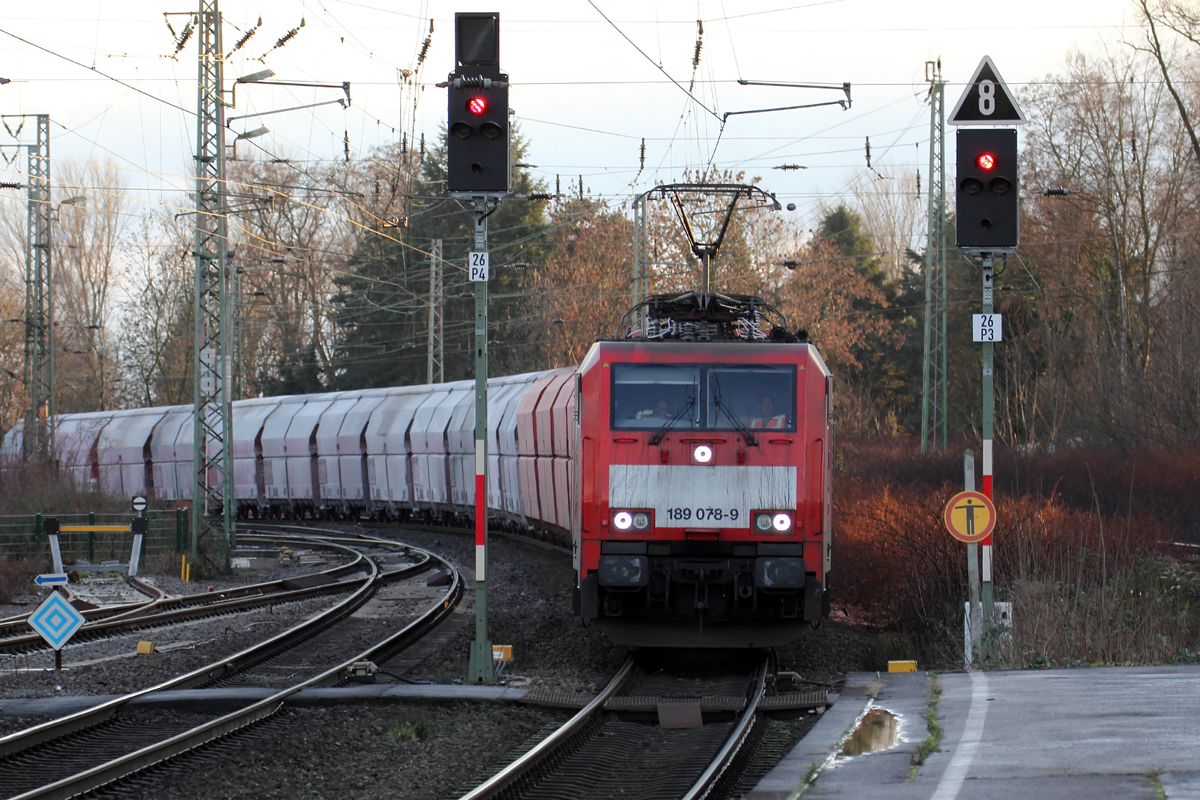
[0,579,163,639]
[460,653,824,800]
[0,528,463,800]
[0,535,368,655]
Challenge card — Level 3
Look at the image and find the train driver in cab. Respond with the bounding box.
[637,397,673,421]
[750,393,787,429]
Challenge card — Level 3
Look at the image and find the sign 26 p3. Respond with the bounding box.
[973,313,1003,342]
[469,251,490,282]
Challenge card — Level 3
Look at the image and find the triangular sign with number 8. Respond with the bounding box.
[949,56,1026,126]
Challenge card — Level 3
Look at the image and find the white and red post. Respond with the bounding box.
[468,199,495,684]
[980,260,995,635]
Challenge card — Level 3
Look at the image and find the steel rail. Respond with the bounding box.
[0,533,361,636]
[680,657,769,800]
[456,655,768,800]
[7,541,462,800]
[456,657,637,800]
[0,536,370,652]
[93,534,370,624]
[253,517,574,556]
[0,537,388,760]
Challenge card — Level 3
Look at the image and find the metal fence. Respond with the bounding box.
[0,509,189,566]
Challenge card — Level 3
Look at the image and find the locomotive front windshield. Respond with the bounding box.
[611,363,796,432]
[611,364,701,430]
[707,365,796,431]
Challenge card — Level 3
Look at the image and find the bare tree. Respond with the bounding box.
[0,226,25,436]
[115,212,194,407]
[52,162,129,412]
[1137,0,1200,167]
[1018,47,1193,447]
[225,158,356,395]
[844,168,925,283]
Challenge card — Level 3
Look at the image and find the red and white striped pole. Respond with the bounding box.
[468,199,495,684]
[980,259,995,630]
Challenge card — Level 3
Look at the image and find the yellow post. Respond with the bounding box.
[181,555,186,581]
[185,562,191,583]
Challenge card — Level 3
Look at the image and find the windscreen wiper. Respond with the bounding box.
[714,394,759,447]
[649,395,696,446]
[711,373,758,446]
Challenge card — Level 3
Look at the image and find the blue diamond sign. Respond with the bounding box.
[28,592,85,650]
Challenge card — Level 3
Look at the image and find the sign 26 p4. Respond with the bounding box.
[469,251,490,282]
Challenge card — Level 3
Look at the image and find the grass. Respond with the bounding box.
[1147,769,1165,799]
[388,713,431,743]
[907,671,943,780]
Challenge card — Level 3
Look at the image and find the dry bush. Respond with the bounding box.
[834,479,968,664]
[998,499,1198,666]
[0,459,128,517]
[834,441,1200,667]
[841,438,1200,532]
[0,558,38,603]
[1004,448,1200,535]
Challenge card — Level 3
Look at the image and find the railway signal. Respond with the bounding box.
[445,13,509,195]
[951,56,1026,665]
[955,128,1018,251]
[441,12,512,685]
[944,490,996,544]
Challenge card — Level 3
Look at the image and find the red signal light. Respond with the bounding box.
[467,97,487,115]
[977,153,996,171]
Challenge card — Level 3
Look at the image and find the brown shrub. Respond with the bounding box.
[833,441,1200,666]
[0,459,129,516]
[0,559,38,604]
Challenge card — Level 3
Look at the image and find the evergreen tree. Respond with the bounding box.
[815,204,924,433]
[330,128,548,389]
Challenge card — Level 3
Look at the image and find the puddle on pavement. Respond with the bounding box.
[840,708,900,756]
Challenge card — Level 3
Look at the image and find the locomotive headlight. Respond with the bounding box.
[612,510,651,531]
[693,444,713,463]
[753,511,793,533]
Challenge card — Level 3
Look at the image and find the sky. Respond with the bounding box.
[0,0,1148,229]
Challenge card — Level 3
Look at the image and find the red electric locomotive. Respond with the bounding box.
[572,292,833,648]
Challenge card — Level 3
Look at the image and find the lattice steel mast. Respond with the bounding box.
[191,0,235,561]
[921,60,948,453]
[23,115,53,461]
[427,238,444,384]
[630,192,651,329]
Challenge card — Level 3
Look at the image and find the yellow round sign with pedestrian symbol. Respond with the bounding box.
[943,491,996,543]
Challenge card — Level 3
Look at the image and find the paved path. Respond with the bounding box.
[751,665,1200,800]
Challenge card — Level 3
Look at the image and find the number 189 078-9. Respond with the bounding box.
[666,507,738,522]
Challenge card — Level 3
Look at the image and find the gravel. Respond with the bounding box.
[93,702,565,800]
[1,523,881,800]
[1,593,348,698]
[357,525,878,689]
